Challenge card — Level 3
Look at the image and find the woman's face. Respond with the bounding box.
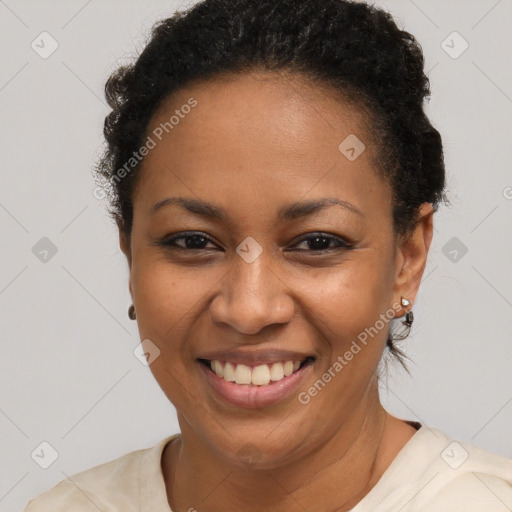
[122,71,418,467]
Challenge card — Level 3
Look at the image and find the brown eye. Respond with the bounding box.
[291,233,353,252]
[159,232,219,250]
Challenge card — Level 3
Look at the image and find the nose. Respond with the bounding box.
[209,253,295,335]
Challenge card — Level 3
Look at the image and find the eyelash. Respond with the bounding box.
[157,231,354,253]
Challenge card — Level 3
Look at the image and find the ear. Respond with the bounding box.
[117,217,133,296]
[392,203,434,314]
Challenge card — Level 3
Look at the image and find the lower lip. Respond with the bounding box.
[198,361,313,409]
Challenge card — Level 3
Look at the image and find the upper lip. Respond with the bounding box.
[197,348,315,366]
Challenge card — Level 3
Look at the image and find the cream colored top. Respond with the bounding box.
[25,427,512,511]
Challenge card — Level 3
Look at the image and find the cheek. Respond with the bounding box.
[304,250,396,366]
[130,257,216,355]
[288,260,394,424]
[130,257,219,409]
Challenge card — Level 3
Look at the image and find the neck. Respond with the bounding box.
[162,378,402,512]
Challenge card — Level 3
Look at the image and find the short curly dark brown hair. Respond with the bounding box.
[94,0,446,366]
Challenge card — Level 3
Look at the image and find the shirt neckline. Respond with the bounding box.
[139,425,441,511]
[348,426,448,510]
[139,433,180,511]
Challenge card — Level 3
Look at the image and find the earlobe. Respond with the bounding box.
[393,203,434,307]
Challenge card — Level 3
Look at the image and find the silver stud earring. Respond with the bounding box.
[401,297,413,327]
[128,304,136,320]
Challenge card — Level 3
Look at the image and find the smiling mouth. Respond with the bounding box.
[198,357,315,386]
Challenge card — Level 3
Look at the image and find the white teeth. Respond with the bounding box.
[208,359,306,386]
[212,360,224,378]
[224,362,236,382]
[252,365,270,386]
[283,361,294,377]
[234,364,252,385]
[269,362,284,381]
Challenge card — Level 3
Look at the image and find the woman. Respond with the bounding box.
[25,0,512,510]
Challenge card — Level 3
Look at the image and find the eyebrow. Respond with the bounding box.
[150,196,363,220]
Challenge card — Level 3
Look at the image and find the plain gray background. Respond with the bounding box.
[1,0,511,510]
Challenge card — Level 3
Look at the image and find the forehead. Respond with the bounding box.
[133,70,389,222]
